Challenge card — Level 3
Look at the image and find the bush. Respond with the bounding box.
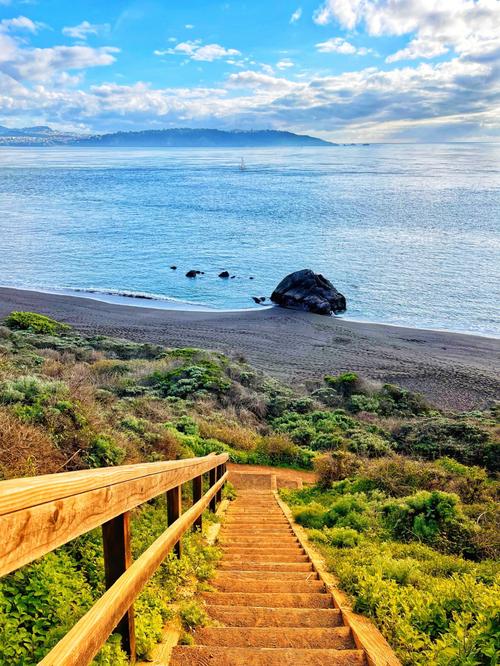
[315,451,360,487]
[84,434,125,468]
[377,384,430,417]
[393,417,496,471]
[149,361,230,398]
[310,526,362,548]
[381,491,476,555]
[5,311,71,335]
[346,430,393,457]
[324,372,360,398]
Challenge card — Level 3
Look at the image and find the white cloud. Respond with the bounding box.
[1,15,42,33]
[312,0,500,64]
[185,24,194,29]
[155,40,241,62]
[62,21,110,41]
[316,37,370,55]
[290,8,302,24]
[276,58,294,69]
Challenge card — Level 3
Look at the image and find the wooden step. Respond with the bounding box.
[213,578,325,593]
[215,570,318,581]
[218,560,314,572]
[202,592,333,608]
[170,646,366,665]
[193,626,353,649]
[206,605,343,628]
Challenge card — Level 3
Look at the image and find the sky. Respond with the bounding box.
[0,0,499,142]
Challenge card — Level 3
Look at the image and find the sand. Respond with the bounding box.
[0,287,498,411]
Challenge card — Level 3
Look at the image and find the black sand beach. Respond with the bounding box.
[0,287,498,411]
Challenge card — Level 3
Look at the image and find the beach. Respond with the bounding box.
[1,286,498,412]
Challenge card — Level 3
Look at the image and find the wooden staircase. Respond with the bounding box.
[171,490,367,665]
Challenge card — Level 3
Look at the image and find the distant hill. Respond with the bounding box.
[76,128,334,147]
[0,126,334,147]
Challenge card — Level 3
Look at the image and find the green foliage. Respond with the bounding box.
[179,600,208,630]
[84,434,125,467]
[324,372,360,398]
[315,451,360,487]
[377,383,430,417]
[393,417,497,471]
[346,430,393,457]
[382,491,477,556]
[309,526,362,548]
[5,311,71,335]
[149,361,231,398]
[294,494,370,532]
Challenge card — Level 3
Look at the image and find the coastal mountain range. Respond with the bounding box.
[0,126,335,147]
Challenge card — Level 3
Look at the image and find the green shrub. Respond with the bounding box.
[381,491,475,555]
[310,526,362,548]
[346,430,393,457]
[149,361,230,398]
[5,311,71,335]
[377,384,430,417]
[323,494,370,532]
[84,434,125,468]
[293,503,327,529]
[393,417,497,471]
[315,451,360,487]
[179,600,207,630]
[349,394,380,413]
[324,372,360,398]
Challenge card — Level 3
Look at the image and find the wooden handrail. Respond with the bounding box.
[0,453,228,577]
[0,453,229,665]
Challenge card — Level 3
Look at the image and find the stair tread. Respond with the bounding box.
[207,605,343,627]
[193,626,353,649]
[170,646,366,665]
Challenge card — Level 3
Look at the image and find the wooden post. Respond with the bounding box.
[216,464,223,503]
[192,474,203,531]
[209,467,217,512]
[102,512,136,663]
[167,485,182,558]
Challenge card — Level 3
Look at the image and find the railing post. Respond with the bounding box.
[102,511,136,663]
[167,485,182,558]
[216,464,223,503]
[209,466,217,512]
[192,474,203,531]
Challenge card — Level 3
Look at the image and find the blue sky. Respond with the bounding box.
[0,0,499,141]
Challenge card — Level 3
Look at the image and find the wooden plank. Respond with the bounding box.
[102,512,136,662]
[0,454,224,516]
[38,471,228,666]
[209,467,217,512]
[167,486,182,558]
[216,465,223,503]
[0,453,228,578]
[192,475,203,531]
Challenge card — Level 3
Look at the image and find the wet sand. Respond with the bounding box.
[0,287,499,411]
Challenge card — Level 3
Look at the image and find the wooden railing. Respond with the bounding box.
[0,452,229,665]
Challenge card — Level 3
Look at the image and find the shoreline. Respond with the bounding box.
[1,286,499,412]
[1,284,498,341]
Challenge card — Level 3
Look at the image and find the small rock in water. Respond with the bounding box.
[170,265,177,270]
[271,269,346,316]
[219,271,230,278]
[251,296,261,304]
[260,297,266,302]
[249,276,254,280]
[230,275,236,279]
[186,270,198,278]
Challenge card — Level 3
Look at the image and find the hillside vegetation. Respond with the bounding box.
[0,312,498,664]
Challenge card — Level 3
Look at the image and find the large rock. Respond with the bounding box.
[271,269,346,316]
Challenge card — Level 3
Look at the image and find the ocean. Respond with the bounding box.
[0,143,498,336]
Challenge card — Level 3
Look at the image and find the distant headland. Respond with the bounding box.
[0,126,341,147]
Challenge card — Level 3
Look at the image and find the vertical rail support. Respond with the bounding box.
[167,485,182,558]
[192,474,203,531]
[216,464,223,503]
[209,467,217,512]
[102,511,136,663]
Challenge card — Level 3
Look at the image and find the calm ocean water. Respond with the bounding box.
[0,144,499,336]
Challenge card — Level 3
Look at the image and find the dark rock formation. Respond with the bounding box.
[271,269,346,316]
[251,297,261,304]
[170,265,177,270]
[186,270,198,278]
[219,271,230,278]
